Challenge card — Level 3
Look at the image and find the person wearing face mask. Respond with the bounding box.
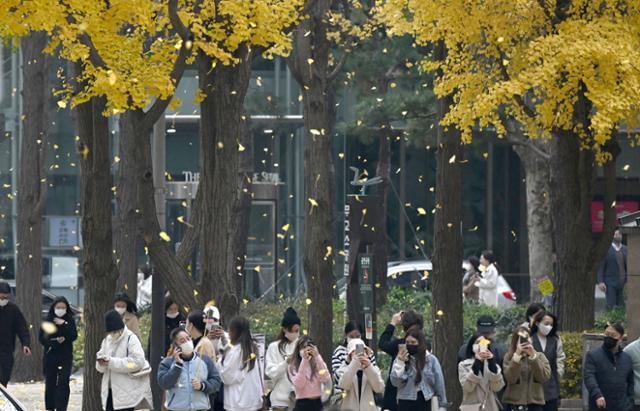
[530,311,565,411]
[113,292,141,341]
[332,321,378,390]
[0,281,31,387]
[457,316,505,367]
[96,310,153,411]
[158,328,222,411]
[584,322,634,411]
[502,327,551,411]
[39,296,77,411]
[459,333,505,411]
[164,297,184,355]
[287,336,331,411]
[337,338,385,411]
[522,303,546,330]
[391,328,447,411]
[204,305,230,356]
[266,307,301,411]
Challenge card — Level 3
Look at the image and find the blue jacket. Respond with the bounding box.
[597,245,628,287]
[158,353,222,411]
[390,353,447,405]
[584,346,634,411]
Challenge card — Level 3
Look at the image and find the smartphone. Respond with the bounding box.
[355,343,365,356]
[398,343,407,356]
[519,335,528,344]
[205,310,215,332]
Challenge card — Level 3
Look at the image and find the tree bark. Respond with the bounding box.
[76,95,120,411]
[373,129,391,315]
[290,0,339,361]
[13,31,49,382]
[114,113,140,301]
[431,42,464,410]
[198,50,254,322]
[507,125,553,303]
[552,89,618,331]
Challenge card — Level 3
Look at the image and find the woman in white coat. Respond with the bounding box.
[265,307,301,410]
[475,250,499,308]
[337,338,384,411]
[96,310,153,411]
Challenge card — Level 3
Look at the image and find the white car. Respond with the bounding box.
[387,260,517,308]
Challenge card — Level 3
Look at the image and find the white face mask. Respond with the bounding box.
[538,323,553,336]
[55,308,67,318]
[299,349,307,358]
[180,340,194,355]
[285,331,299,342]
[0,298,8,307]
[114,306,126,316]
[166,311,179,319]
[472,344,480,354]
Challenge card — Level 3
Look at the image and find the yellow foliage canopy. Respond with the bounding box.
[375,0,640,161]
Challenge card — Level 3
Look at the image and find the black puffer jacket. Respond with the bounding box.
[584,346,634,411]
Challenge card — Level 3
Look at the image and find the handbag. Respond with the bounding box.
[124,335,152,378]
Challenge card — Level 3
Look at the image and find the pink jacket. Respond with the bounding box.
[288,355,331,400]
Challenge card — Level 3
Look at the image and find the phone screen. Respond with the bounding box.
[355,343,365,355]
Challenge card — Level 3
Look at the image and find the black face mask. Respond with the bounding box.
[603,336,619,350]
[406,345,419,356]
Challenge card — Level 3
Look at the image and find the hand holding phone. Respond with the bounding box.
[355,343,365,357]
[398,343,408,361]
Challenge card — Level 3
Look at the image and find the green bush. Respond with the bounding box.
[560,332,584,399]
[595,307,626,330]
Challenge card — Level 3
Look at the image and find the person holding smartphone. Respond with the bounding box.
[458,334,504,411]
[288,336,331,411]
[391,329,447,411]
[158,328,221,411]
[337,338,385,411]
[266,307,301,411]
[502,327,551,411]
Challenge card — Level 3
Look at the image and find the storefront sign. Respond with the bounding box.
[359,254,373,313]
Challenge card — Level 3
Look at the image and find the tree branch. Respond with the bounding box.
[176,187,203,267]
[327,52,347,82]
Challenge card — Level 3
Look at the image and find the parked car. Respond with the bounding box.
[0,383,29,409]
[6,281,82,320]
[387,260,517,308]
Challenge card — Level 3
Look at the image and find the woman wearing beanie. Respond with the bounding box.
[266,307,301,410]
[96,310,153,411]
[337,338,385,411]
[113,292,141,340]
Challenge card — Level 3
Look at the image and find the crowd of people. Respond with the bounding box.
[1,278,640,411]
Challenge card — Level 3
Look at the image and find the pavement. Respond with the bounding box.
[6,372,83,411]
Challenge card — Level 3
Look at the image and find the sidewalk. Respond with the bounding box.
[7,374,83,411]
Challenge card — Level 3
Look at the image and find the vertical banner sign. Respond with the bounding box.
[343,204,350,277]
[359,254,373,312]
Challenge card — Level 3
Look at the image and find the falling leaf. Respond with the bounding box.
[448,155,456,164]
[254,265,261,273]
[338,152,345,160]
[417,208,427,215]
[623,164,630,171]
[497,36,504,43]
[436,310,444,316]
[469,225,479,232]
[57,100,67,109]
[307,58,314,65]
[482,152,489,159]
[305,298,312,305]
[107,70,117,85]
[238,143,246,152]
[159,231,171,242]
[447,223,453,228]
[282,224,290,232]
[41,322,57,334]
[325,246,332,258]
[310,129,321,136]
[502,59,509,66]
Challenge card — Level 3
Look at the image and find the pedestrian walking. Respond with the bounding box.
[266,307,301,411]
[623,328,640,411]
[96,310,153,411]
[597,228,628,309]
[475,250,499,307]
[463,256,481,302]
[457,316,506,366]
[0,281,32,387]
[584,322,634,411]
[218,316,264,411]
[39,296,77,411]
[502,326,551,411]
[164,297,184,355]
[458,333,505,411]
[530,311,565,411]
[390,328,447,411]
[336,338,384,411]
[287,336,331,411]
[158,328,222,411]
[113,292,141,340]
[378,309,424,411]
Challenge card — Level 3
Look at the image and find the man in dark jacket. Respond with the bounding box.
[584,322,634,411]
[378,309,424,411]
[0,281,32,386]
[597,229,628,309]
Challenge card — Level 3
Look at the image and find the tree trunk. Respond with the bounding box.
[13,31,49,382]
[431,42,464,410]
[290,0,338,361]
[508,126,553,303]
[114,112,140,301]
[373,129,391,316]
[198,50,253,322]
[552,88,618,331]
[76,95,120,411]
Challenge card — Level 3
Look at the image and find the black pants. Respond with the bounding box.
[398,391,431,411]
[0,351,14,386]
[44,355,72,411]
[505,405,544,411]
[106,390,134,411]
[382,376,399,411]
[293,398,322,411]
[542,399,559,411]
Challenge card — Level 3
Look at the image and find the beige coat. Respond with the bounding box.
[503,352,551,406]
[459,359,505,411]
[337,357,385,411]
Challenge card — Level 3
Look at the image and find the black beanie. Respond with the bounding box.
[281,307,301,328]
[0,281,10,294]
[105,309,125,332]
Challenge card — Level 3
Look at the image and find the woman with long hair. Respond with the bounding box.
[458,333,504,411]
[266,307,301,411]
[530,311,565,411]
[288,336,331,411]
[218,316,263,411]
[502,326,551,411]
[337,337,385,411]
[391,328,447,411]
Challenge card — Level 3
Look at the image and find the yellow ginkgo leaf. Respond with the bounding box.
[417,207,427,215]
[282,224,290,232]
[159,231,171,242]
[57,100,67,109]
[305,298,312,305]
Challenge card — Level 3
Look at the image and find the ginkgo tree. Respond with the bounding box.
[376,0,640,330]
